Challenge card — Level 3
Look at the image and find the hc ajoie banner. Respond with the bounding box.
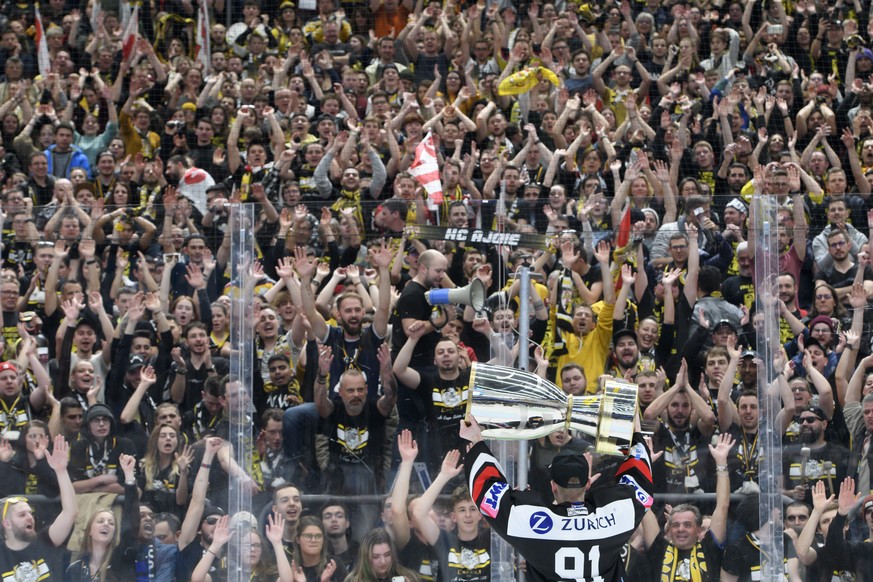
[409,225,551,251]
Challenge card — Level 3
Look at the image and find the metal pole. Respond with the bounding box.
[227,203,256,582]
[516,267,530,582]
[752,196,784,578]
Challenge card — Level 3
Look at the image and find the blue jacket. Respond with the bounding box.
[44,144,92,179]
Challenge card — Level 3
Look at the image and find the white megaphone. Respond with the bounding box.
[425,278,486,311]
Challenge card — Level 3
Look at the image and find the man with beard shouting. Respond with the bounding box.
[290,243,393,399]
[0,436,76,581]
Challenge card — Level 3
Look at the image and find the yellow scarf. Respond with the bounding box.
[331,188,363,229]
[661,541,707,582]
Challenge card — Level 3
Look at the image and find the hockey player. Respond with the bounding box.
[460,414,654,582]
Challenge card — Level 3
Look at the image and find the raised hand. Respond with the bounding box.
[87,291,105,313]
[811,480,835,513]
[139,365,157,386]
[185,264,206,289]
[119,453,136,479]
[560,240,579,268]
[398,429,419,463]
[61,298,84,323]
[44,435,69,472]
[621,264,635,287]
[837,476,860,515]
[317,344,333,376]
[265,511,286,545]
[662,268,681,287]
[79,238,96,260]
[593,240,611,264]
[210,515,232,549]
[294,246,318,280]
[708,433,735,466]
[175,445,194,473]
[440,449,464,478]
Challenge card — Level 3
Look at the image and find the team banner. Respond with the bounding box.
[408,224,551,251]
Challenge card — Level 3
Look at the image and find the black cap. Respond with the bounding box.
[202,503,226,520]
[128,355,147,372]
[613,328,637,345]
[803,405,828,421]
[804,336,827,353]
[549,449,589,489]
[713,319,737,334]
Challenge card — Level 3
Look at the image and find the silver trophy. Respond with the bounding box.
[465,363,639,456]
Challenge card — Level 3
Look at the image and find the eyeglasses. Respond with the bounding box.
[829,240,847,248]
[815,294,834,300]
[797,416,820,424]
[2,497,27,520]
[205,517,220,525]
[670,245,688,251]
[300,533,324,541]
[790,386,808,393]
[91,417,111,425]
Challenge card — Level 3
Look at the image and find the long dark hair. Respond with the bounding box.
[344,528,420,582]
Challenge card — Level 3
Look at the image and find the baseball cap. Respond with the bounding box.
[863,494,873,513]
[613,328,637,345]
[804,336,826,353]
[550,449,589,489]
[802,405,828,421]
[202,503,226,521]
[726,198,748,214]
[740,348,757,359]
[128,355,147,373]
[713,320,737,334]
[0,362,17,374]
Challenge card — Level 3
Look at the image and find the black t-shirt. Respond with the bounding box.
[400,535,440,582]
[321,324,384,400]
[782,441,849,506]
[436,530,490,582]
[652,423,712,494]
[820,264,873,293]
[721,532,795,581]
[645,531,724,582]
[722,275,755,310]
[391,280,440,367]
[419,368,470,465]
[0,528,64,582]
[321,399,387,468]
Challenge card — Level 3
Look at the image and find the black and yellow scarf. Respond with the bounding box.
[661,541,708,582]
[331,187,363,228]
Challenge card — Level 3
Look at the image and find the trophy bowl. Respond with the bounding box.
[465,363,638,457]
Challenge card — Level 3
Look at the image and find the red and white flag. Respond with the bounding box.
[409,132,443,205]
[34,4,51,77]
[121,3,140,61]
[194,0,211,71]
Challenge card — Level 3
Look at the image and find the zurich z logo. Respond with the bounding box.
[529,511,553,534]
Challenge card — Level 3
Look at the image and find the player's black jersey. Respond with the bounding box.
[464,434,654,582]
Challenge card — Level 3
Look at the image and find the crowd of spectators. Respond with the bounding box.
[4,0,873,580]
